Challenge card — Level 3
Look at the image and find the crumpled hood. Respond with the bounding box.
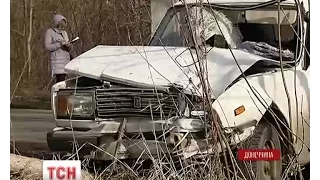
[65,45,278,98]
[53,14,66,27]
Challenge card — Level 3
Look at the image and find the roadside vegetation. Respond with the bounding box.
[10,0,151,107]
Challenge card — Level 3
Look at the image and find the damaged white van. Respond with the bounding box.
[47,0,310,179]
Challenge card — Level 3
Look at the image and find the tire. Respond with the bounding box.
[238,121,282,180]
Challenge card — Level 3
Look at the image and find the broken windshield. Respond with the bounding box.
[149,5,300,61]
[150,6,244,48]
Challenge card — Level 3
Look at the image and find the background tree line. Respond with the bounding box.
[10,0,151,93]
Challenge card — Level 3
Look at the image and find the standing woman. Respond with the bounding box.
[44,14,72,83]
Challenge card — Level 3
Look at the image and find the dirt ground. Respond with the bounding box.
[10,154,95,180]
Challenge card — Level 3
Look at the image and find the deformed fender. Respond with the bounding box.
[212,70,310,164]
[211,78,273,129]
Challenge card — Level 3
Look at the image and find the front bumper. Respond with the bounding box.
[47,119,256,161]
[47,128,216,161]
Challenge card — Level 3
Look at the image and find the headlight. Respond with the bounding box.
[56,90,95,119]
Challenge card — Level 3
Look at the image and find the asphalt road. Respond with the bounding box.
[10,109,55,143]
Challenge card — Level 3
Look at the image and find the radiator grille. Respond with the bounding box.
[95,88,179,119]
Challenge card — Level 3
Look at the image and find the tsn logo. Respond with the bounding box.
[43,160,81,180]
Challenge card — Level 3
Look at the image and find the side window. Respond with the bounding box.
[158,11,183,46]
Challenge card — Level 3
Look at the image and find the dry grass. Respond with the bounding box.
[10,154,150,180]
[10,154,95,180]
[10,154,42,180]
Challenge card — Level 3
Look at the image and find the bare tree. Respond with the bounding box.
[27,0,34,78]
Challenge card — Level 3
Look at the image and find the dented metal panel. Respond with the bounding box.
[65,46,280,99]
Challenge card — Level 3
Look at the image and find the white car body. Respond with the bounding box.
[49,0,310,166]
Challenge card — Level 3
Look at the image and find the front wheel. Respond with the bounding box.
[238,121,282,180]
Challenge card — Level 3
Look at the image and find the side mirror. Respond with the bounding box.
[305,11,310,23]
